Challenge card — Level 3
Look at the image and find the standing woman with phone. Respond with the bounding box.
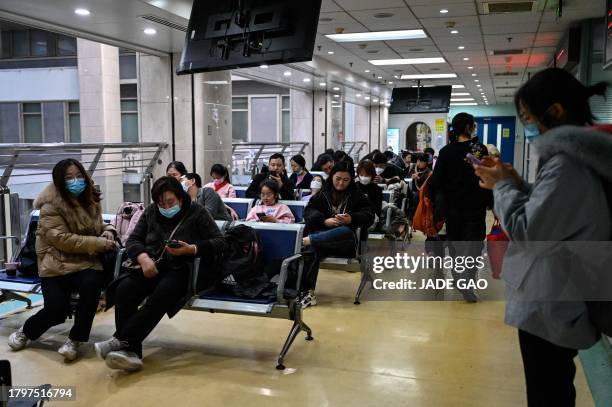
[429,112,493,302]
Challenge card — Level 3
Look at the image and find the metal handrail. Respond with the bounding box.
[340,141,368,161]
[232,141,309,176]
[0,142,168,188]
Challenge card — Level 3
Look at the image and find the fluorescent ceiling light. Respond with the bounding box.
[333,87,340,91]
[450,102,478,106]
[365,69,371,73]
[458,46,465,50]
[326,29,427,43]
[259,64,269,69]
[327,51,334,55]
[204,80,229,85]
[463,57,469,61]
[400,73,457,79]
[143,28,157,35]
[303,78,311,82]
[388,81,394,84]
[440,9,449,13]
[283,71,292,76]
[74,8,90,16]
[369,57,445,65]
[452,85,465,89]
[472,73,477,76]
[373,99,379,102]
[356,93,362,97]
[474,79,479,82]
[334,94,340,98]
[319,82,326,86]
[451,98,475,102]
[365,96,370,100]
[451,30,459,34]
[467,66,474,70]
[452,92,470,96]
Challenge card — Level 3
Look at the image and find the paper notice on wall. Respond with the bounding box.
[502,128,510,138]
[435,119,445,133]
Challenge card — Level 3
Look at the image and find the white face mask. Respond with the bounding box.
[310,180,322,190]
[375,167,384,176]
[359,176,371,185]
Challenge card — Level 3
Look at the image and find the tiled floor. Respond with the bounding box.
[0,267,595,407]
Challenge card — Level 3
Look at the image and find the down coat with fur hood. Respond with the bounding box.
[34,183,115,277]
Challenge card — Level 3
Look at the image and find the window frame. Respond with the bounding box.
[120,82,139,143]
[20,102,44,143]
[281,94,291,143]
[1,29,77,60]
[65,101,81,143]
[231,96,249,143]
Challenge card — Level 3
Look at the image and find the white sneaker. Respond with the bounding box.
[94,337,126,360]
[300,291,318,308]
[105,351,143,372]
[8,327,28,351]
[58,339,82,361]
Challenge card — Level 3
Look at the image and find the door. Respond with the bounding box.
[474,116,516,164]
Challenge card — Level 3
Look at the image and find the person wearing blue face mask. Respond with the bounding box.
[97,176,227,372]
[9,159,118,362]
[474,67,611,407]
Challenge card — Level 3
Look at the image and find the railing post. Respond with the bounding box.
[0,151,20,187]
[88,147,105,176]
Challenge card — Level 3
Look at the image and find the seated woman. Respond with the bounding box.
[246,180,295,224]
[301,175,324,202]
[289,154,313,190]
[356,159,383,222]
[166,161,188,181]
[182,173,231,221]
[95,176,227,372]
[203,164,236,198]
[302,162,374,305]
[8,159,118,361]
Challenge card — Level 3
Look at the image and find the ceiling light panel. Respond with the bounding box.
[326,29,427,42]
[369,57,445,65]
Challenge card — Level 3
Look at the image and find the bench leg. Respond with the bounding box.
[276,304,313,370]
[1,290,33,308]
[354,271,370,305]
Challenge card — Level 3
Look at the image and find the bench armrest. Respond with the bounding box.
[190,257,202,296]
[277,253,304,304]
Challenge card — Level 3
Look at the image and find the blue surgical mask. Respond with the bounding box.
[524,123,540,143]
[159,204,181,218]
[65,178,86,196]
[181,181,189,192]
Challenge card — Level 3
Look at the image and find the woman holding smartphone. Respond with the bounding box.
[246,180,294,224]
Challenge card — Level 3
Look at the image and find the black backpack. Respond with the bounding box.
[218,224,263,287]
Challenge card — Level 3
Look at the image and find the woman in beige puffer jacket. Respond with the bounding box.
[8,158,117,362]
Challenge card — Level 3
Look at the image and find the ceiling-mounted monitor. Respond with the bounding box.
[177,0,322,75]
[389,86,452,114]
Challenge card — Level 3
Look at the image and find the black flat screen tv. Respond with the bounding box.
[177,0,322,74]
[389,86,452,114]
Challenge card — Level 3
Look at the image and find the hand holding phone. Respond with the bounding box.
[165,239,181,249]
[466,153,482,165]
[256,212,266,219]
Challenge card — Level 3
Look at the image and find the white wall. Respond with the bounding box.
[0,67,80,102]
[290,89,313,167]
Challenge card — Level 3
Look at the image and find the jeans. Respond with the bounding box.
[113,265,189,358]
[305,226,356,290]
[518,329,578,407]
[445,214,486,300]
[23,269,105,342]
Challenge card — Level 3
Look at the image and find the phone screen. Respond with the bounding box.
[466,153,482,165]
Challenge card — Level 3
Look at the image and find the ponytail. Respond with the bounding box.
[586,81,608,98]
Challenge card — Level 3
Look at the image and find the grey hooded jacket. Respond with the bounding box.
[493,125,612,349]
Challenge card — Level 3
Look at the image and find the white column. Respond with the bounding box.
[290,89,313,167]
[312,90,328,162]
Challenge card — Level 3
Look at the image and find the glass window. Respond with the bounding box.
[1,32,11,59]
[120,84,137,99]
[68,102,80,142]
[68,102,80,113]
[281,96,290,110]
[119,54,137,80]
[12,30,28,57]
[120,100,138,112]
[121,113,138,142]
[57,35,76,56]
[42,102,64,143]
[23,102,43,143]
[232,111,248,142]
[232,97,248,110]
[282,110,290,142]
[0,103,20,143]
[30,30,52,57]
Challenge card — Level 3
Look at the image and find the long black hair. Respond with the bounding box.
[52,158,100,208]
[449,112,475,142]
[515,67,608,127]
[210,163,231,183]
[166,161,188,176]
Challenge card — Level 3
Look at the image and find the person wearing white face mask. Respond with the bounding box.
[371,152,402,186]
[96,176,227,372]
[356,160,382,221]
[302,175,324,202]
[289,154,313,189]
[203,164,236,198]
[183,173,231,221]
[474,68,611,407]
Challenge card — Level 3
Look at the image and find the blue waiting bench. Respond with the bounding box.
[222,198,254,220]
[279,200,308,223]
[234,186,248,198]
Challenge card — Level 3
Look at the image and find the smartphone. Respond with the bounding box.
[269,171,278,177]
[165,239,181,248]
[465,153,482,165]
[256,212,266,219]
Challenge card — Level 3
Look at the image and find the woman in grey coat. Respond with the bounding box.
[474,68,611,407]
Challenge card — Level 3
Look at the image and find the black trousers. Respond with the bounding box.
[445,214,486,296]
[23,269,105,342]
[113,266,188,358]
[304,226,356,291]
[518,329,578,407]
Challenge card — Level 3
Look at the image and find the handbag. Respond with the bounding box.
[120,214,189,274]
[486,218,509,279]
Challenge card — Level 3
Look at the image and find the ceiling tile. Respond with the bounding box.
[334,0,406,11]
[349,8,421,31]
[419,15,480,30]
[410,3,477,19]
[321,0,343,12]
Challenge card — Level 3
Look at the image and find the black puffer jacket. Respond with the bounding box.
[106,198,227,318]
[304,183,375,236]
